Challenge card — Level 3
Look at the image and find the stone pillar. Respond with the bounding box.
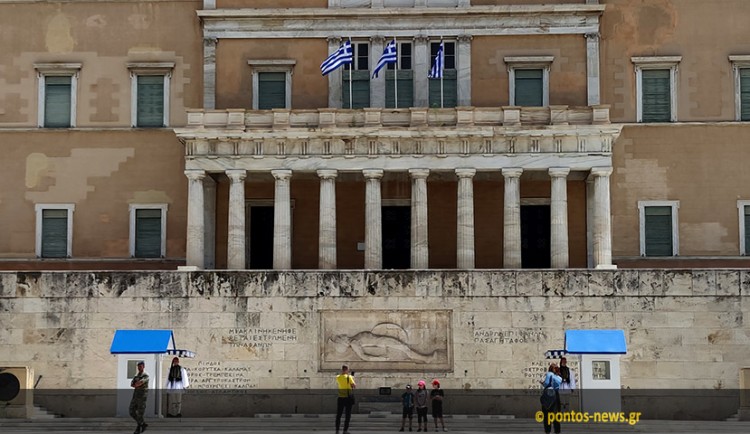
[456,168,476,269]
[363,169,384,269]
[318,169,338,269]
[591,167,616,269]
[585,33,601,106]
[271,169,293,270]
[409,169,430,269]
[413,36,430,107]
[185,170,206,269]
[586,177,595,268]
[549,167,570,268]
[502,168,523,268]
[370,36,386,108]
[327,37,343,109]
[226,169,247,270]
[457,35,473,107]
[203,37,217,110]
[203,175,216,269]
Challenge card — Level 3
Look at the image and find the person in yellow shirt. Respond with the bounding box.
[335,364,356,434]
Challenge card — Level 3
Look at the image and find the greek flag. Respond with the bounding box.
[428,41,444,79]
[321,40,353,76]
[372,39,397,78]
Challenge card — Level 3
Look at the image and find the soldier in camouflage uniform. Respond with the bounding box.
[129,361,150,434]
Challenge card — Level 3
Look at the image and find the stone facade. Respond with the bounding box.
[1,269,747,418]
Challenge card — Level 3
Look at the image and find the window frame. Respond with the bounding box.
[129,203,168,258]
[35,63,81,128]
[638,200,680,257]
[35,203,75,258]
[128,62,174,128]
[428,39,458,108]
[730,56,750,121]
[247,59,296,110]
[632,56,681,123]
[504,56,553,107]
[738,200,750,255]
[386,40,413,71]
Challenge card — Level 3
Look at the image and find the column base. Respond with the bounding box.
[177,265,202,271]
[594,264,618,270]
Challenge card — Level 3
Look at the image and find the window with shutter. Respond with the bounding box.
[514,69,544,107]
[740,69,750,121]
[342,42,370,108]
[641,69,671,123]
[41,209,68,258]
[136,75,165,127]
[428,41,457,108]
[44,76,72,128]
[744,206,750,255]
[644,206,673,256]
[258,72,287,109]
[385,70,414,108]
[134,208,162,258]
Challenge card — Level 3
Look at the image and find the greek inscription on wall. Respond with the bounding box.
[221,327,298,349]
[473,328,547,344]
[189,361,258,391]
[521,360,580,389]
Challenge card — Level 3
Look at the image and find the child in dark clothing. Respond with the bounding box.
[399,384,415,432]
[414,380,429,432]
[430,379,446,432]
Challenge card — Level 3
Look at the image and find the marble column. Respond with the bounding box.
[272,169,292,270]
[363,169,384,269]
[327,37,343,109]
[203,37,217,110]
[185,169,206,269]
[203,175,216,269]
[549,167,570,268]
[370,36,386,108]
[586,177,595,268]
[585,33,601,106]
[456,168,476,269]
[226,169,247,270]
[591,167,616,269]
[410,168,430,269]
[457,35,473,107]
[318,169,338,269]
[413,36,430,107]
[502,168,523,268]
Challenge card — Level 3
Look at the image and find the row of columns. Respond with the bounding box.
[184,167,614,270]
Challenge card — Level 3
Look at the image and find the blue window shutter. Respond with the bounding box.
[644,206,673,256]
[740,69,750,121]
[641,69,671,122]
[258,72,287,109]
[137,75,165,127]
[41,209,68,258]
[44,76,72,128]
[385,70,414,108]
[135,209,162,258]
[514,69,544,107]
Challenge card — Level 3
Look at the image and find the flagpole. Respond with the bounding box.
[394,39,398,109]
[348,37,353,109]
[440,38,444,109]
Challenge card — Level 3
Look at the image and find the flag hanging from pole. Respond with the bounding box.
[428,41,444,79]
[372,38,397,78]
[321,40,353,76]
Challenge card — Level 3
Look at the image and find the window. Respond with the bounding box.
[385,41,413,108]
[730,56,750,121]
[592,361,611,380]
[638,201,679,257]
[632,56,681,123]
[35,204,75,258]
[504,56,553,107]
[738,201,750,255]
[35,63,81,128]
[129,204,168,258]
[342,42,370,108]
[128,62,173,127]
[248,59,295,110]
[429,41,456,108]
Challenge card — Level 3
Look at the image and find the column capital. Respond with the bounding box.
[549,167,571,178]
[501,167,523,178]
[455,168,477,178]
[413,35,430,43]
[369,35,386,44]
[271,169,293,180]
[457,34,473,43]
[363,169,384,179]
[317,169,338,179]
[226,169,247,182]
[203,36,217,46]
[185,169,206,181]
[590,166,613,177]
[327,36,342,44]
[585,32,601,41]
[409,168,430,179]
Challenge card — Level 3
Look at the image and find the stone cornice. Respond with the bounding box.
[199,5,605,39]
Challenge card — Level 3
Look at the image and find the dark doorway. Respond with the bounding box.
[249,206,274,269]
[521,205,551,269]
[382,206,411,269]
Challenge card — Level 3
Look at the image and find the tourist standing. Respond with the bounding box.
[399,384,415,431]
[335,365,356,434]
[414,380,429,432]
[430,379,446,432]
[540,364,562,434]
[129,361,149,434]
[165,357,190,417]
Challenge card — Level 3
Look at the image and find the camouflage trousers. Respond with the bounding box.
[129,396,147,425]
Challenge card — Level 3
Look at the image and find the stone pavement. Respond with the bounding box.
[1,415,749,434]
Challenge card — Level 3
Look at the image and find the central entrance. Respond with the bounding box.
[382,205,411,269]
[521,204,551,269]
[248,205,274,269]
